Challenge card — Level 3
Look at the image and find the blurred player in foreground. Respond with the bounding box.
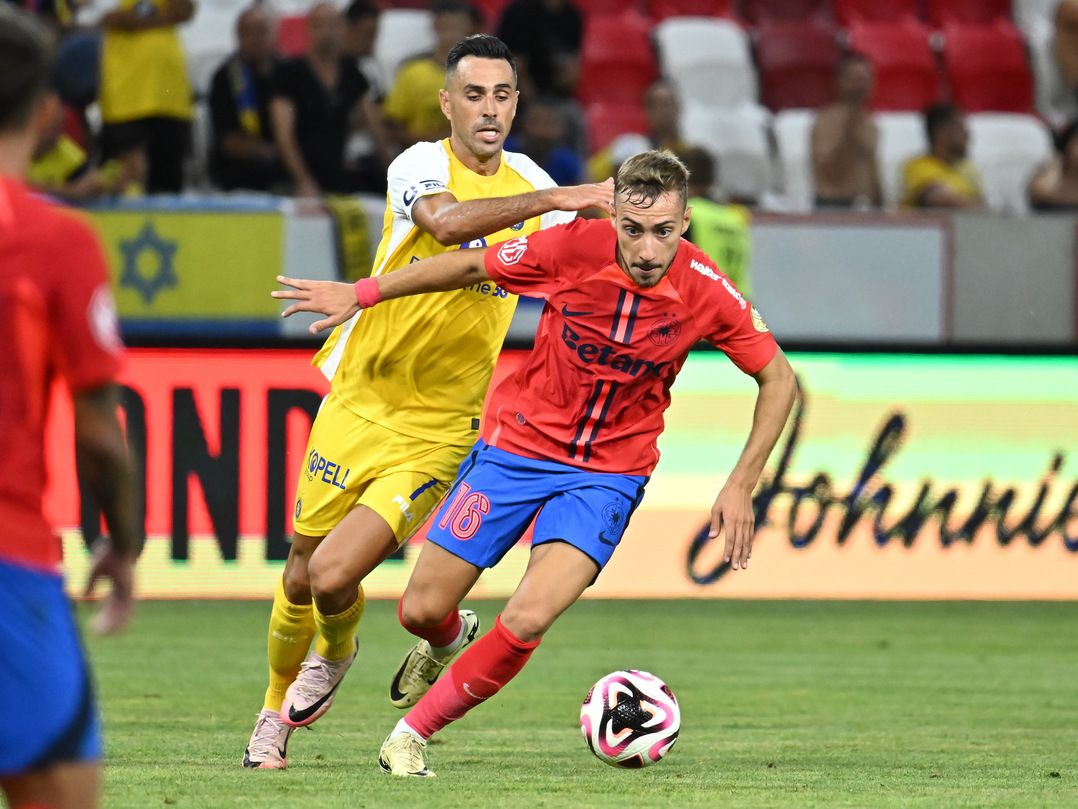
[243,34,611,769]
[274,149,797,777]
[0,7,142,808]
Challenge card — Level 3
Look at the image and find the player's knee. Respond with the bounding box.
[307,549,354,603]
[281,553,311,603]
[499,606,551,643]
[398,592,447,629]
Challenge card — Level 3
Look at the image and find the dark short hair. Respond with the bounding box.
[616,149,689,208]
[924,102,962,143]
[445,34,517,83]
[344,0,379,22]
[0,6,51,134]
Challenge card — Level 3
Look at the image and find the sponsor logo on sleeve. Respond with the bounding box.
[402,179,446,207]
[689,258,747,310]
[88,283,123,354]
[751,306,770,333]
[497,236,529,265]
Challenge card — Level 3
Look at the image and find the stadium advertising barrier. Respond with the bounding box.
[51,349,1078,600]
[86,198,343,339]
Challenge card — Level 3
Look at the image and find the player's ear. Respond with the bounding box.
[438,88,450,119]
[681,204,692,236]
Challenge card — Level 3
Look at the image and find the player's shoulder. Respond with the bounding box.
[3,179,86,236]
[672,239,748,305]
[388,140,450,179]
[501,149,557,191]
[1,181,102,274]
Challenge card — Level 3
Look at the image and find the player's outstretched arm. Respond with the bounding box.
[274,247,491,334]
[709,349,798,571]
[74,383,143,635]
[414,178,613,246]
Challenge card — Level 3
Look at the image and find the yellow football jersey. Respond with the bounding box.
[315,139,574,447]
[99,0,193,123]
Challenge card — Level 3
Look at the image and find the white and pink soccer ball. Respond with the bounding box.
[580,669,680,768]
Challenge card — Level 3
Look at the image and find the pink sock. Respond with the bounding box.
[398,598,462,649]
[405,615,540,739]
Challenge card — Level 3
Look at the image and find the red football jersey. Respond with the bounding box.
[483,218,777,476]
[0,177,123,571]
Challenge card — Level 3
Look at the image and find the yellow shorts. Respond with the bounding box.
[292,393,467,542]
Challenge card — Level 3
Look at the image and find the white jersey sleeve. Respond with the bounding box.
[387,141,453,224]
[502,150,577,231]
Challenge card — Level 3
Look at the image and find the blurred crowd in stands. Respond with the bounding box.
[7,0,1078,216]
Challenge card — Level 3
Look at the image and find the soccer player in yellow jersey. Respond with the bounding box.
[242,34,612,769]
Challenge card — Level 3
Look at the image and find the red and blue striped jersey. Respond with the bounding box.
[482,218,777,476]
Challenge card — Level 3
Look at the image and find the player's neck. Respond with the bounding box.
[448,134,501,176]
[0,134,33,182]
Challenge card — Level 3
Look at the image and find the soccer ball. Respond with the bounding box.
[579,669,680,768]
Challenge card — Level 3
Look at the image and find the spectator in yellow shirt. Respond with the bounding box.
[382,1,482,150]
[30,96,135,201]
[98,0,195,194]
[902,103,984,209]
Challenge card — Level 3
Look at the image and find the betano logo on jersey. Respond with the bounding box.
[561,323,671,378]
[305,449,351,490]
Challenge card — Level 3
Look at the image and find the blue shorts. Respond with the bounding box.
[427,441,648,572]
[0,558,102,776]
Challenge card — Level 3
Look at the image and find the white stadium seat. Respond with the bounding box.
[374,9,435,86]
[772,109,815,213]
[180,3,239,96]
[655,17,757,108]
[682,103,772,202]
[876,111,928,210]
[968,113,1054,214]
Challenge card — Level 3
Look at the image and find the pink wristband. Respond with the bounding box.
[353,277,384,309]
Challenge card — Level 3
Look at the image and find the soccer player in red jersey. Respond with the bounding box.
[0,8,142,808]
[275,149,797,777]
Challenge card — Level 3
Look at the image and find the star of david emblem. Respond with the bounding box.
[119,221,179,304]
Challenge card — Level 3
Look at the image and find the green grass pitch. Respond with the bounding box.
[83,600,1078,808]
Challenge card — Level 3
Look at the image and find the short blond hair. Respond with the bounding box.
[615,149,689,208]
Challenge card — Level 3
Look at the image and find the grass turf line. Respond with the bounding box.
[83,600,1078,808]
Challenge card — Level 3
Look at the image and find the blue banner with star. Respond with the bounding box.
[88,207,285,336]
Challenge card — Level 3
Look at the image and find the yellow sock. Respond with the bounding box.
[314,586,365,660]
[263,577,316,712]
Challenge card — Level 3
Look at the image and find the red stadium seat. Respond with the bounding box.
[756,21,840,111]
[925,0,1012,26]
[576,0,644,16]
[647,0,734,22]
[276,15,308,57]
[834,0,919,25]
[577,14,657,106]
[472,0,511,29]
[740,0,830,25]
[942,21,1034,113]
[585,102,649,151]
[847,20,941,111]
